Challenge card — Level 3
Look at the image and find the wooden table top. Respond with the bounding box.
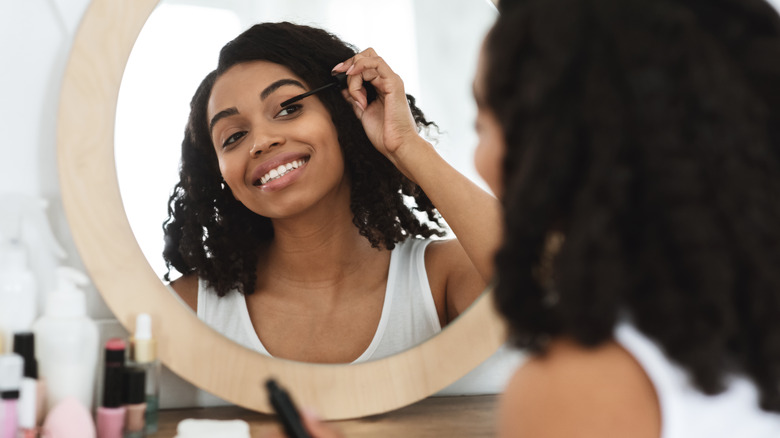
[149,394,499,437]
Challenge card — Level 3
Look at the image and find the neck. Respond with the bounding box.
[262,197,386,289]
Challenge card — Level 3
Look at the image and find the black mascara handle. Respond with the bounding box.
[332,71,348,89]
[333,71,378,103]
[266,379,312,438]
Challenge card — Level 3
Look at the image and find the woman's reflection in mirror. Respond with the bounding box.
[162,22,501,364]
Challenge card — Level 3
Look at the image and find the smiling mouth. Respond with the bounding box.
[254,157,309,186]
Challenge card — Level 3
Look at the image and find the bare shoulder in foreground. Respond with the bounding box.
[498,338,661,438]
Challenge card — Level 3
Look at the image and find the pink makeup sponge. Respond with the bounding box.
[41,396,96,438]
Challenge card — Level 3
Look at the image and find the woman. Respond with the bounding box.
[297,0,780,436]
[485,0,780,436]
[163,22,500,364]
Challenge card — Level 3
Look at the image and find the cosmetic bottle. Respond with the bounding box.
[128,313,160,434]
[0,353,23,438]
[97,338,126,438]
[0,239,37,351]
[122,367,146,438]
[42,396,96,438]
[32,267,99,414]
[0,194,66,318]
[13,332,45,432]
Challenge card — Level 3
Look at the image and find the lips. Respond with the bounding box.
[251,153,310,187]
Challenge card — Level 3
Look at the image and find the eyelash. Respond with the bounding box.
[222,131,246,148]
[219,104,303,149]
[276,104,302,117]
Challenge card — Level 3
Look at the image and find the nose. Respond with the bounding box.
[249,132,285,156]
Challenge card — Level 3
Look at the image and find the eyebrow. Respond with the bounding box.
[260,78,307,100]
[209,107,239,134]
[209,79,307,134]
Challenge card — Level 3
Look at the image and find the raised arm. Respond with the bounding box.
[332,49,501,318]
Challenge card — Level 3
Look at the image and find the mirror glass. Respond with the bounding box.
[115,0,498,361]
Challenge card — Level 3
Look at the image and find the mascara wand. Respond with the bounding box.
[280,72,348,108]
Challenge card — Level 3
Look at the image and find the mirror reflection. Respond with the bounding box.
[115,0,498,363]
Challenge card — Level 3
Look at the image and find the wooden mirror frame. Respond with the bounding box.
[57,0,505,420]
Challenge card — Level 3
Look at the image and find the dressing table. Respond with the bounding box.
[149,395,498,437]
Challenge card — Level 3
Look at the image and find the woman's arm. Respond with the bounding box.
[332,50,501,319]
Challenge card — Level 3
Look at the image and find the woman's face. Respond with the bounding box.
[207,61,348,219]
[473,47,506,199]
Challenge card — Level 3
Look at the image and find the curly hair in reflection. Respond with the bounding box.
[487,0,780,411]
[162,22,445,297]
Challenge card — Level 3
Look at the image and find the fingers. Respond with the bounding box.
[341,88,365,120]
[332,48,403,110]
[301,407,344,438]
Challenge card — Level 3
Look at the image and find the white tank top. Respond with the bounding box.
[615,322,780,437]
[197,238,441,363]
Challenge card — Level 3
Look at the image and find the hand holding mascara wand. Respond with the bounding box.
[280,72,377,108]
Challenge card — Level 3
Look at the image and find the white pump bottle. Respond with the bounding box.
[32,267,99,414]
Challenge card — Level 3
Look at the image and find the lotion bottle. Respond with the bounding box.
[0,240,37,351]
[32,267,99,414]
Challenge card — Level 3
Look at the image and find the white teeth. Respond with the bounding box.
[257,158,307,185]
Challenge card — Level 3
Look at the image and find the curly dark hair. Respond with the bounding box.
[163,22,445,297]
[488,0,780,411]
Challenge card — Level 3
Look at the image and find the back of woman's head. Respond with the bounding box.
[163,22,444,297]
[487,0,780,411]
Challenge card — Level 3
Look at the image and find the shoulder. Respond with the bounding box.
[169,273,199,312]
[424,238,487,323]
[498,338,661,438]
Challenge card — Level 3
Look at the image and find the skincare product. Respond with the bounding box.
[0,194,65,317]
[122,367,146,438]
[42,396,96,438]
[128,313,160,434]
[13,332,44,429]
[174,419,251,438]
[97,339,126,438]
[0,354,23,438]
[0,239,36,350]
[33,267,99,413]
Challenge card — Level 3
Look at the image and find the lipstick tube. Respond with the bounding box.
[13,332,44,429]
[97,338,126,438]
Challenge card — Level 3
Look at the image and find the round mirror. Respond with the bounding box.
[115,0,497,359]
[58,0,505,419]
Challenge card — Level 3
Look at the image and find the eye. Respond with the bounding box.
[222,131,246,148]
[276,104,302,118]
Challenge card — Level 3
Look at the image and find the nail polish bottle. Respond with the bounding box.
[128,314,160,434]
[0,353,23,438]
[97,339,126,438]
[122,367,146,438]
